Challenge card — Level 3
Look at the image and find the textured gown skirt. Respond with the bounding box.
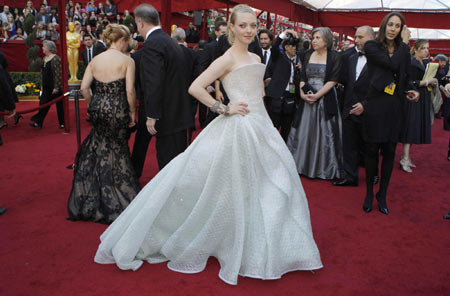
[94,63,323,285]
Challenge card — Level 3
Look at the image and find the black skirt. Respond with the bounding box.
[363,87,403,143]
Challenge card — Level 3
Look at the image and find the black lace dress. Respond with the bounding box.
[67,79,140,224]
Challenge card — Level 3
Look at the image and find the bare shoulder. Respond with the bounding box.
[215,51,235,68]
[124,54,135,65]
[249,52,261,63]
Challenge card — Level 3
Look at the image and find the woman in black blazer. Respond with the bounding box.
[363,12,419,214]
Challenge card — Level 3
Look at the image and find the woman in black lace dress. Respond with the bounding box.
[68,24,140,224]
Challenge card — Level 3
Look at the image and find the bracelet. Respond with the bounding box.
[210,101,230,115]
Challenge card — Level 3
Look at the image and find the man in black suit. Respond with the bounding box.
[264,29,301,141]
[93,27,107,57]
[185,22,199,44]
[172,27,202,142]
[333,26,377,186]
[197,21,227,127]
[199,21,227,72]
[337,42,358,111]
[258,29,273,68]
[130,49,152,178]
[81,35,94,66]
[134,4,193,169]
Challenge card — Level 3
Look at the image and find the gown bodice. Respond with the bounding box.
[222,63,267,116]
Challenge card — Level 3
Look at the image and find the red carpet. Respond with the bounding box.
[1,101,449,296]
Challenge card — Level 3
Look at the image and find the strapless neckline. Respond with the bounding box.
[222,63,265,83]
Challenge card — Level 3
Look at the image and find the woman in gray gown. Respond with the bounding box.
[287,27,343,180]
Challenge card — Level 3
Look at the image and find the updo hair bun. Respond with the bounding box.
[103,24,130,47]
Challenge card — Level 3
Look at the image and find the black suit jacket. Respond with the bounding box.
[140,29,193,135]
[265,36,299,99]
[81,47,94,66]
[198,39,218,72]
[339,46,357,82]
[93,40,106,57]
[341,52,369,120]
[364,40,413,96]
[130,50,143,101]
[180,44,201,123]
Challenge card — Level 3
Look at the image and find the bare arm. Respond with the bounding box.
[314,81,337,99]
[214,79,223,102]
[80,63,94,104]
[125,57,136,125]
[188,55,249,116]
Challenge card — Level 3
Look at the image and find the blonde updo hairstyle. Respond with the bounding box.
[103,24,130,47]
[227,4,256,45]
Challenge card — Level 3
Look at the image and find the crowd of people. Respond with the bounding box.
[1,1,450,284]
[0,2,59,41]
[0,0,128,42]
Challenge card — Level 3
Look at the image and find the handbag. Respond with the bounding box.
[301,82,316,95]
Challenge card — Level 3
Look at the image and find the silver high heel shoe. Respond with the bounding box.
[400,158,412,173]
[407,159,416,168]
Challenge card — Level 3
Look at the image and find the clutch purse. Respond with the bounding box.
[301,82,316,94]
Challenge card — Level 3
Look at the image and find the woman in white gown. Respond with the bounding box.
[94,4,322,285]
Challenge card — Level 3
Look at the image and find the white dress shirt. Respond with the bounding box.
[86,46,93,63]
[355,54,367,81]
[262,49,271,66]
[285,56,297,91]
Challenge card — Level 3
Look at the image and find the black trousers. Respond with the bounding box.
[342,116,378,182]
[156,129,188,170]
[131,105,152,178]
[31,89,64,126]
[266,93,295,142]
[365,141,397,203]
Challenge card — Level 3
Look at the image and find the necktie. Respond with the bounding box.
[88,48,92,62]
[358,51,364,57]
[263,50,268,65]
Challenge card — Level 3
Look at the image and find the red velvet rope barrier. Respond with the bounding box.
[0,95,67,116]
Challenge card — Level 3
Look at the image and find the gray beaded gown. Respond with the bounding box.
[287,63,343,180]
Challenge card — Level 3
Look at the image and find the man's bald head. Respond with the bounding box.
[355,25,375,52]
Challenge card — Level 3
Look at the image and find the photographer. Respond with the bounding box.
[264,29,301,142]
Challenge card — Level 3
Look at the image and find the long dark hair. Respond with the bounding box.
[376,12,406,50]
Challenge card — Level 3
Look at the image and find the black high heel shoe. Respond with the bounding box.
[363,195,373,213]
[376,193,389,215]
[14,114,23,125]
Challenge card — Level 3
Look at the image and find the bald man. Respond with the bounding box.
[333,26,378,187]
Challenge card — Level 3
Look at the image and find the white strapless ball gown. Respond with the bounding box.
[94,63,323,285]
